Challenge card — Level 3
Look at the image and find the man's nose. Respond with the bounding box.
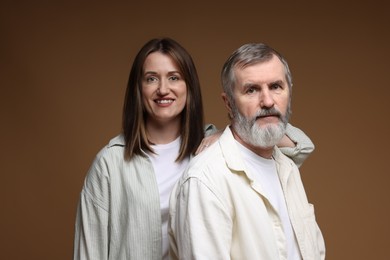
[260,90,274,108]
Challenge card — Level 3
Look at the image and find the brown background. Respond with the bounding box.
[1,1,389,259]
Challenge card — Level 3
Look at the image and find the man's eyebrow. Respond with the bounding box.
[243,82,260,89]
[268,80,285,86]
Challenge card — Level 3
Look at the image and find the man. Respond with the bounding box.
[169,43,325,259]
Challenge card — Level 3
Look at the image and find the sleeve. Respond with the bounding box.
[279,123,315,168]
[169,177,232,259]
[204,124,219,137]
[317,223,326,260]
[73,156,110,260]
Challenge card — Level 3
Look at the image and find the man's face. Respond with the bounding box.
[224,55,291,148]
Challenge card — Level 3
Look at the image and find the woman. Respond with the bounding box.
[73,38,314,260]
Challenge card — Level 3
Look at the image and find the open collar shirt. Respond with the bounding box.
[169,126,325,260]
[73,134,163,260]
[73,125,217,260]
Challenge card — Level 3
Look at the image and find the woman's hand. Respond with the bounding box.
[195,130,223,155]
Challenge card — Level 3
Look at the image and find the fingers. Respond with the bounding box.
[195,131,223,155]
[195,142,209,155]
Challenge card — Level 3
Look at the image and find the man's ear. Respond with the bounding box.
[221,92,233,119]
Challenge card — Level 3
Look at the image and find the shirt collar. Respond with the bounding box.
[219,126,246,172]
[108,134,125,148]
[219,126,294,183]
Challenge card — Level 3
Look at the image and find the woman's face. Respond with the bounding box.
[142,52,187,125]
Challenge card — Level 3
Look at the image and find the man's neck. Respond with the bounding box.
[230,126,274,159]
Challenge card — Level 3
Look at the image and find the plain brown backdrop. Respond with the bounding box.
[1,1,389,259]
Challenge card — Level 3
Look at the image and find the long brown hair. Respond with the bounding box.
[122,38,204,161]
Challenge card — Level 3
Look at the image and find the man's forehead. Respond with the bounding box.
[234,59,286,83]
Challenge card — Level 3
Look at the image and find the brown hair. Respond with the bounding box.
[122,38,204,161]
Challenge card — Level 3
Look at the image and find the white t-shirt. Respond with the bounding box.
[236,141,301,260]
[148,137,189,260]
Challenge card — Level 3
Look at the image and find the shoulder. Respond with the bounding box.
[180,126,241,185]
[85,134,127,179]
[80,135,124,202]
[188,142,223,175]
[83,134,149,192]
[175,145,222,194]
[93,134,125,162]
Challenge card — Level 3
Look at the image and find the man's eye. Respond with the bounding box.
[247,87,257,94]
[270,83,281,90]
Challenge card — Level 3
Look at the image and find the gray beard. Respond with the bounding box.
[232,107,288,148]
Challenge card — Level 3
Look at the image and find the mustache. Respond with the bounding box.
[254,107,282,120]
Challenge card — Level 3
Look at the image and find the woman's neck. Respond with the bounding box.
[146,118,181,145]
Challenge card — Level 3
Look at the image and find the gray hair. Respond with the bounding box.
[221,43,293,103]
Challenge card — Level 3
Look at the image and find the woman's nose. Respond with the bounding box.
[157,80,170,95]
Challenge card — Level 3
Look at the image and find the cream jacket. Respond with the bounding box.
[169,126,325,260]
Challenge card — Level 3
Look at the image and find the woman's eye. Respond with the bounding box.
[169,75,180,81]
[146,76,157,82]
